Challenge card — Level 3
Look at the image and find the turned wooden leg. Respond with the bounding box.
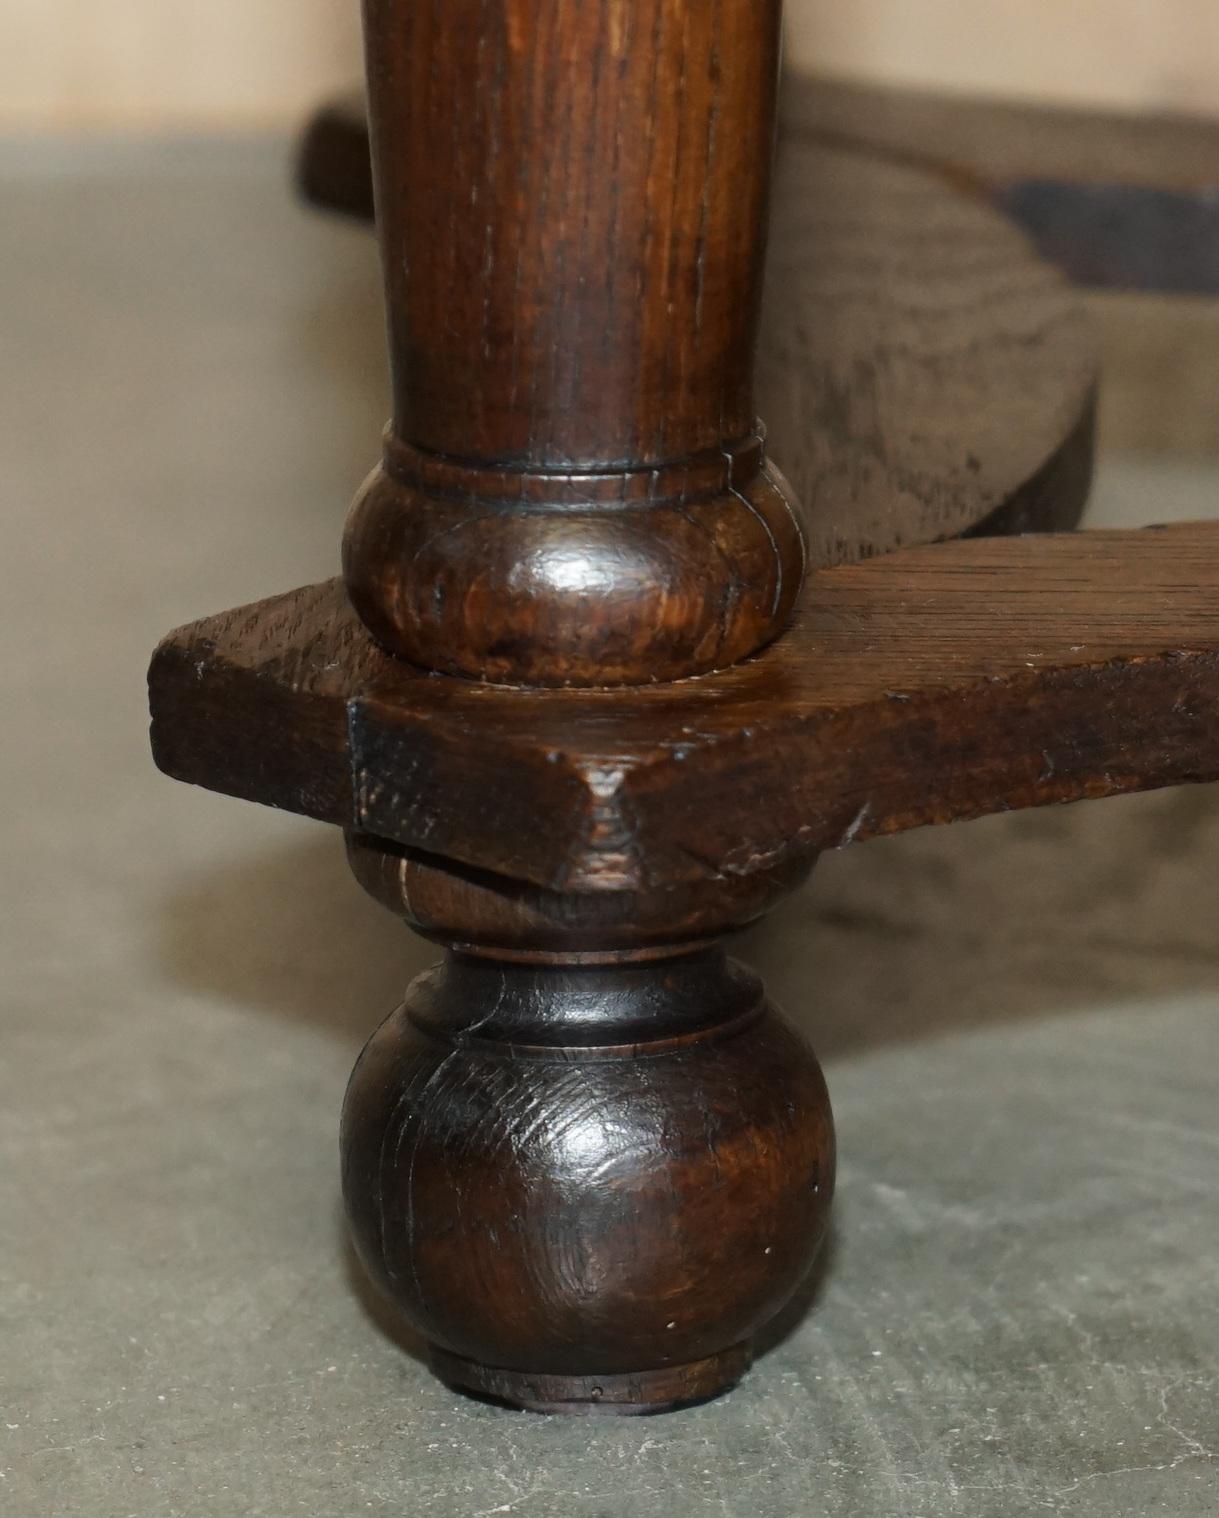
[149,0,1219,1424]
[324,5,826,1406]
[344,0,802,687]
[341,837,832,1413]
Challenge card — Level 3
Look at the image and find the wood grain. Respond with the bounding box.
[301,80,1219,295]
[343,947,834,1411]
[299,102,1097,574]
[758,144,1095,564]
[363,0,779,471]
[344,0,806,685]
[149,13,1213,1416]
[151,522,1219,896]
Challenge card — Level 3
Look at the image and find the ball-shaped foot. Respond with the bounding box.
[341,950,835,1412]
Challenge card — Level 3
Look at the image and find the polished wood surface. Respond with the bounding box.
[302,80,1219,295]
[150,2,1218,1417]
[307,98,1099,654]
[152,523,1219,897]
[345,0,803,686]
[343,946,834,1413]
[305,111,1100,574]
[152,515,1219,1411]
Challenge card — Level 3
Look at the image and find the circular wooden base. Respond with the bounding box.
[431,1343,753,1416]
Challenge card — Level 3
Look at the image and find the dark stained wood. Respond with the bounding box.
[343,948,834,1413]
[364,0,779,474]
[301,102,1098,577]
[152,4,1219,1418]
[428,1344,757,1416]
[345,831,814,954]
[345,0,805,685]
[300,81,1219,295]
[151,523,1219,898]
[301,62,1101,686]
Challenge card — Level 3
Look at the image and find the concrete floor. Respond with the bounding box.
[1,139,1217,1517]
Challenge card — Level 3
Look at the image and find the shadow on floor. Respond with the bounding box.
[159,825,432,1046]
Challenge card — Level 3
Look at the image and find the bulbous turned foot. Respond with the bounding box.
[341,435,806,686]
[341,949,835,1414]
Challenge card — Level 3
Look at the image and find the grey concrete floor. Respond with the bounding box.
[1,139,1217,1517]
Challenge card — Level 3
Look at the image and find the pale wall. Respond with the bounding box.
[4,1,363,130]
[5,0,1219,131]
[788,0,1219,115]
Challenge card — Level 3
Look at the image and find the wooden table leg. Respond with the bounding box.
[343,840,833,1412]
[335,0,829,1411]
[149,0,1219,1416]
